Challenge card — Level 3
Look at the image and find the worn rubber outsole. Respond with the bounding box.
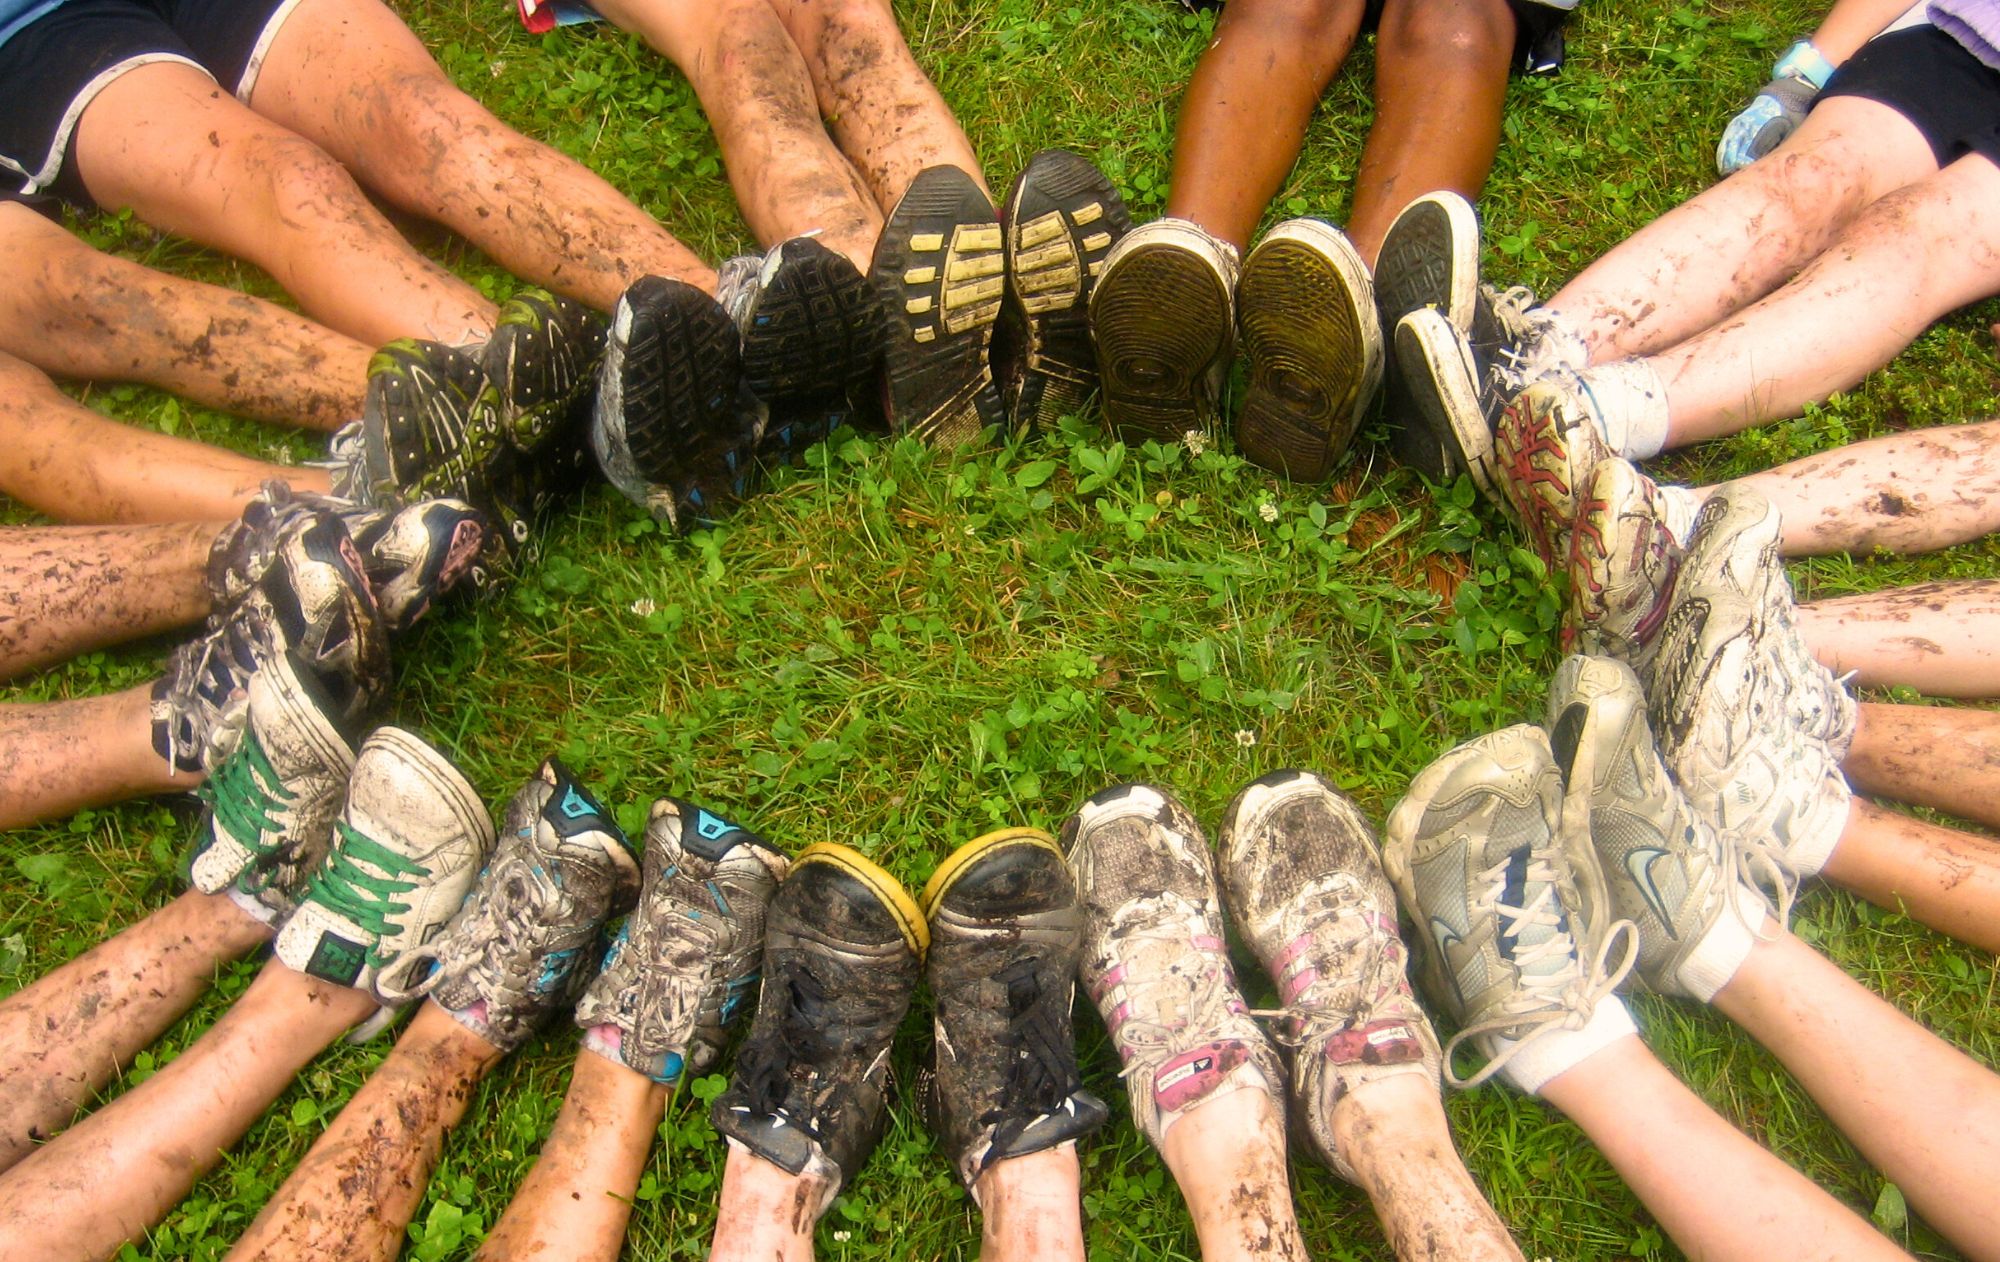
[1090,231,1232,446]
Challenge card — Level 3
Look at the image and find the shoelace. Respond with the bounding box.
[981,958,1078,1139]
[618,876,728,1039]
[197,733,298,890]
[1102,895,1245,1084]
[387,860,555,1005]
[305,822,429,966]
[1441,849,1637,1090]
[739,966,836,1128]
[1246,889,1404,1047]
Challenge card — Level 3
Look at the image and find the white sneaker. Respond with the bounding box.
[1089,218,1240,447]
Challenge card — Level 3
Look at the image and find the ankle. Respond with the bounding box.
[975,1144,1084,1261]
[709,1142,827,1262]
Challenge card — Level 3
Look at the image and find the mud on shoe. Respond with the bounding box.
[870,166,1006,444]
[591,275,762,531]
[188,651,357,927]
[732,238,883,445]
[275,727,495,1024]
[482,288,608,458]
[575,797,789,1084]
[1564,457,1692,676]
[1233,219,1383,482]
[998,149,1132,437]
[921,827,1109,1194]
[711,842,927,1211]
[1493,377,1615,571]
[398,759,642,1052]
[1089,218,1238,448]
[1217,770,1441,1182]
[1061,783,1284,1146]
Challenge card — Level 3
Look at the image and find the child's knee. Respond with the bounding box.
[1375,0,1515,74]
[1225,0,1368,42]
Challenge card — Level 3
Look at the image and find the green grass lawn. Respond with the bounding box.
[4,0,1998,1258]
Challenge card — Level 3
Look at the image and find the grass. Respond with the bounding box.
[3,0,1998,1258]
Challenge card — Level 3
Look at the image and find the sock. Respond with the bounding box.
[1677,882,1766,1002]
[1582,360,1672,459]
[1494,995,1638,1095]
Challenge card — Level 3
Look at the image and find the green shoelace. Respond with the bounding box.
[198,734,295,867]
[305,822,432,961]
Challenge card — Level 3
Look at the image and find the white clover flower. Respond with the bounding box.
[630,597,657,617]
[1182,429,1208,457]
[1235,729,1258,747]
[489,60,507,78]
[1258,501,1279,523]
[832,1231,852,1243]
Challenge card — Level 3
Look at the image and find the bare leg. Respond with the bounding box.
[0,354,332,523]
[1712,925,2000,1259]
[225,1001,503,1262]
[707,1144,828,1262]
[1543,97,1936,363]
[1722,419,2000,557]
[0,523,217,681]
[473,1049,667,1262]
[0,892,269,1174]
[1345,0,1514,263]
[1162,0,1365,252]
[1796,581,2000,697]
[72,62,491,346]
[1821,797,2000,954]
[0,205,368,431]
[1841,702,2000,831]
[1334,1074,1521,1259]
[973,1146,1085,1262]
[0,961,374,1262]
[1650,153,2000,448]
[1156,1089,1307,1261]
[249,0,716,305]
[0,685,197,829]
[1539,1036,1906,1260]
[588,0,880,272]
[768,0,990,211]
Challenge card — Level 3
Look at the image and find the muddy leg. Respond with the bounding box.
[0,961,374,1261]
[769,0,988,212]
[591,0,881,271]
[1795,580,2000,697]
[974,1145,1085,1262]
[1162,0,1364,252]
[1332,1074,1521,1260]
[224,1001,502,1262]
[707,1143,828,1262]
[1842,701,2000,831]
[473,1049,667,1262]
[0,205,369,431]
[1821,797,2000,953]
[0,354,330,524]
[0,892,270,1175]
[248,0,715,306]
[1156,1088,1309,1262]
[0,685,199,830]
[1543,96,1935,363]
[0,523,218,681]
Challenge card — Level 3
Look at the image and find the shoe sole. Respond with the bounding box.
[1374,194,1478,333]
[742,240,882,409]
[918,826,1063,918]
[1494,386,1584,569]
[1395,310,1497,497]
[793,841,930,956]
[605,280,745,483]
[1091,234,1231,445]
[871,167,1006,445]
[1234,221,1381,481]
[486,290,607,454]
[1001,150,1132,437]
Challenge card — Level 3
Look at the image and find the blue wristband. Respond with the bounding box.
[1773,39,1836,89]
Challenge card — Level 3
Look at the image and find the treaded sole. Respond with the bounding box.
[793,841,930,956]
[1091,242,1230,445]
[919,826,1063,917]
[1374,195,1479,332]
[871,166,1005,446]
[1234,227,1379,481]
[740,240,881,407]
[1394,310,1495,497]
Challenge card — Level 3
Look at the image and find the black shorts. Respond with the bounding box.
[0,0,302,209]
[1819,24,2000,169]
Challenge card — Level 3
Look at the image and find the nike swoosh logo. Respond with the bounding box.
[1624,848,1681,940]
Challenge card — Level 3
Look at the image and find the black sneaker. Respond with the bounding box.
[482,289,608,455]
[590,276,761,531]
[1233,218,1382,482]
[870,166,1006,444]
[1393,308,1500,500]
[711,842,926,1206]
[920,827,1109,1191]
[998,150,1133,438]
[730,239,882,446]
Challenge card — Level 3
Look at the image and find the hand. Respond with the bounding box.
[1716,75,1820,174]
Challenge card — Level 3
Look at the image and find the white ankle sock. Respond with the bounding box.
[1676,882,1767,1002]
[1581,360,1672,459]
[1494,995,1637,1096]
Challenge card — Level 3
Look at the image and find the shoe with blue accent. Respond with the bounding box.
[730,238,882,445]
[712,842,926,1211]
[395,759,642,1052]
[574,797,789,1083]
[274,728,495,1007]
[188,651,356,927]
[920,827,1109,1192]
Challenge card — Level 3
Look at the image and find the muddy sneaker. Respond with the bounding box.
[1216,770,1441,1181]
[1382,726,1635,1091]
[870,166,1006,444]
[1546,655,1768,1001]
[575,798,789,1084]
[1565,457,1693,676]
[1493,377,1616,571]
[188,651,356,927]
[998,149,1132,437]
[274,728,495,1014]
[1234,219,1383,482]
[731,238,882,443]
[482,289,608,457]
[920,827,1109,1194]
[591,276,762,531]
[393,760,641,1051]
[1062,783,1284,1146]
[711,842,927,1211]
[154,510,388,774]
[1090,218,1239,448]
[1392,309,1499,500]
[1470,284,1586,421]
